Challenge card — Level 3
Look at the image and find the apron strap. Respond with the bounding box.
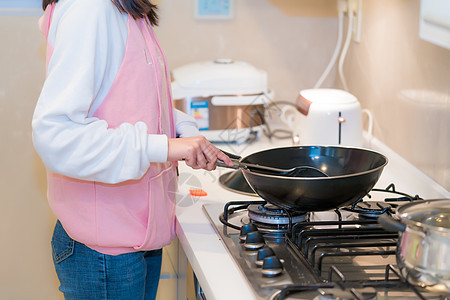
[39,3,56,38]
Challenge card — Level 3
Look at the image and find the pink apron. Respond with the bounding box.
[40,4,178,255]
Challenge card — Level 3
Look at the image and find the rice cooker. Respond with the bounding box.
[171,59,273,143]
[280,89,372,147]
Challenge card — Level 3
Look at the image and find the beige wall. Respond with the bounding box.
[0,0,448,299]
[0,15,60,300]
[155,0,340,102]
[341,0,449,189]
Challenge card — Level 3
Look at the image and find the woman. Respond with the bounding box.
[32,0,232,298]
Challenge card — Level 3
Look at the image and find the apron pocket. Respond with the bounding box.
[134,165,177,251]
[51,220,75,264]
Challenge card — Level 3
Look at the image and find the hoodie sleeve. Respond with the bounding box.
[174,108,200,138]
[32,0,168,184]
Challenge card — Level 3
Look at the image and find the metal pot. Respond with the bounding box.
[218,146,388,211]
[378,199,450,294]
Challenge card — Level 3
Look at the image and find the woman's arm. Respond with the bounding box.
[172,109,232,170]
[173,108,200,138]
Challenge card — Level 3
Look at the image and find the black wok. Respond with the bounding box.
[220,146,388,212]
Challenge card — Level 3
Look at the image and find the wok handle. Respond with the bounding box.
[216,158,241,170]
[216,149,244,170]
[378,213,406,232]
[218,149,242,160]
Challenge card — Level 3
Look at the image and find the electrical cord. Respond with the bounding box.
[261,101,297,140]
[244,97,302,143]
[245,103,294,142]
[245,107,264,144]
[338,9,354,91]
[314,9,345,89]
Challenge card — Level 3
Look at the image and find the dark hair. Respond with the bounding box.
[42,0,158,25]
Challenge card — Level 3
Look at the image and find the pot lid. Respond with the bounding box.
[171,59,268,98]
[300,88,358,105]
[397,199,450,234]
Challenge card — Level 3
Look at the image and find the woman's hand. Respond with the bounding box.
[167,136,233,171]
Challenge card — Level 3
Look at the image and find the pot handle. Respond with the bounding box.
[378,213,406,232]
[362,108,373,139]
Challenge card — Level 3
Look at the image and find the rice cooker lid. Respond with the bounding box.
[171,59,268,98]
[300,89,358,105]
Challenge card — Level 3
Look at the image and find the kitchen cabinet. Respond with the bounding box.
[419,0,450,49]
[156,241,178,300]
[157,238,197,300]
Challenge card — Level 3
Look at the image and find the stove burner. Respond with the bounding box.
[343,184,423,219]
[248,204,307,225]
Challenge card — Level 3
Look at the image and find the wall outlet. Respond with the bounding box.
[348,0,362,43]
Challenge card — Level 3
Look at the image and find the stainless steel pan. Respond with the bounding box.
[218,146,388,211]
[378,199,450,295]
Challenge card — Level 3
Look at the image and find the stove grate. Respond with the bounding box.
[273,265,433,300]
[345,183,423,217]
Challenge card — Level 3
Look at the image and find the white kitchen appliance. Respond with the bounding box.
[281,89,372,147]
[171,59,273,143]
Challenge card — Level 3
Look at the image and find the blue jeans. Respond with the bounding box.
[51,220,163,300]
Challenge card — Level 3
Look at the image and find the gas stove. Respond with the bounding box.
[202,184,447,300]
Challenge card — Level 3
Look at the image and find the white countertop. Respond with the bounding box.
[174,134,450,300]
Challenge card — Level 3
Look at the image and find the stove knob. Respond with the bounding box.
[243,231,265,250]
[239,223,258,242]
[255,246,275,267]
[262,256,283,277]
